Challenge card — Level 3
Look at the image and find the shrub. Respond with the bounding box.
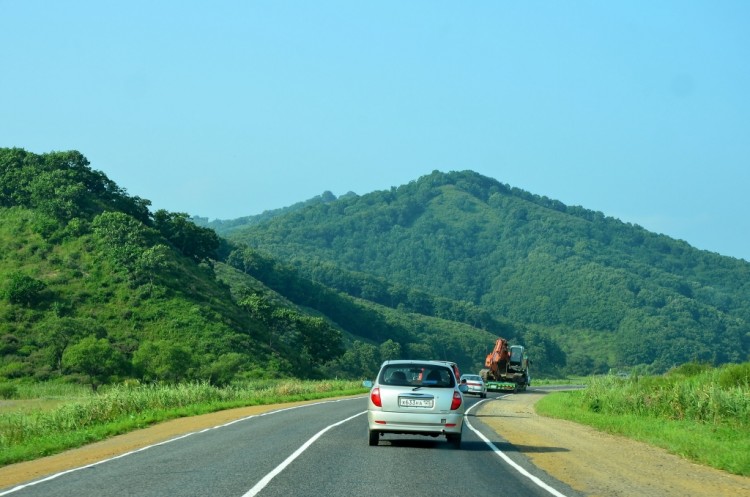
[718,363,750,389]
[2,272,47,307]
[0,382,18,399]
[668,361,712,378]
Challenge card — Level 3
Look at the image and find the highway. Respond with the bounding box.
[1,393,581,497]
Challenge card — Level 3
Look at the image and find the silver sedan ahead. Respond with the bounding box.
[460,373,487,398]
[363,360,469,448]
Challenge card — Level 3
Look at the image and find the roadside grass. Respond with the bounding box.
[0,382,94,415]
[529,377,586,387]
[535,364,750,476]
[0,379,367,467]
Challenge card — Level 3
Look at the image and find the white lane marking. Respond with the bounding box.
[242,411,367,497]
[465,397,570,497]
[0,397,365,496]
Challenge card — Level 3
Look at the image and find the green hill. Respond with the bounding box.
[223,170,750,374]
[1,149,505,387]
[3,149,747,387]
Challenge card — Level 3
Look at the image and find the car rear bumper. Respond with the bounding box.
[367,410,464,435]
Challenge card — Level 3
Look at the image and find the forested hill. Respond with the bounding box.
[3,148,747,386]
[1,149,506,386]
[224,170,750,372]
[0,148,357,386]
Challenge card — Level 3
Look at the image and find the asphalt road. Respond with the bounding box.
[1,393,582,497]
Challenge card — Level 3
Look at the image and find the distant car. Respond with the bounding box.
[363,360,469,448]
[460,374,487,398]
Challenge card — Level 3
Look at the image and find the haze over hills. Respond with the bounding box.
[2,149,748,389]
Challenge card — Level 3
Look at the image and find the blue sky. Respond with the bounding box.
[3,1,749,261]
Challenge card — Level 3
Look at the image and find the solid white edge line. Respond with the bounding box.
[0,397,365,496]
[465,397,570,497]
[242,411,366,497]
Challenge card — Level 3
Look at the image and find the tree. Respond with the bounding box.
[133,340,195,383]
[297,316,344,366]
[134,244,171,289]
[92,211,161,279]
[2,272,46,307]
[379,339,402,362]
[152,210,219,262]
[29,169,86,221]
[202,353,248,386]
[62,336,126,391]
[36,317,105,373]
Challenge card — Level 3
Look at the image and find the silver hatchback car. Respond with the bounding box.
[363,360,469,448]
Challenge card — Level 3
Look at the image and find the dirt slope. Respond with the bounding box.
[2,391,750,496]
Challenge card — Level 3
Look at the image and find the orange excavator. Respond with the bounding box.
[479,337,531,393]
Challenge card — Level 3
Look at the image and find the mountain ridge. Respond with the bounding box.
[2,149,747,387]
[223,169,750,372]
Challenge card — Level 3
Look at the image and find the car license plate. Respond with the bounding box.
[399,397,434,408]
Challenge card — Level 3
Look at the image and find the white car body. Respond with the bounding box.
[460,373,487,398]
[364,360,469,448]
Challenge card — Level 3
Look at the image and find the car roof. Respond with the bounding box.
[381,360,453,367]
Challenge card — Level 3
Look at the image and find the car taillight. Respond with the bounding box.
[370,387,382,407]
[450,391,462,410]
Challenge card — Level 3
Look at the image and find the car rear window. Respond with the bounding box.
[380,364,455,387]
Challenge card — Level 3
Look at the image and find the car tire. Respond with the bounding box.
[368,429,379,446]
[447,433,461,449]
[480,392,486,398]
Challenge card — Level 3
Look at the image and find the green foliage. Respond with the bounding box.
[226,170,750,374]
[2,271,46,306]
[132,340,196,383]
[238,292,344,375]
[62,336,128,390]
[667,361,713,378]
[537,365,750,475]
[0,148,151,223]
[577,365,750,425]
[153,210,219,262]
[0,382,18,399]
[0,379,366,466]
[717,362,750,389]
[91,211,161,278]
[0,148,346,387]
[3,149,748,390]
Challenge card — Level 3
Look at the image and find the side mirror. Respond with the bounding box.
[458,384,469,393]
[362,380,373,388]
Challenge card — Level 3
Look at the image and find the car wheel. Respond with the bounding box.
[480,392,487,398]
[447,433,461,449]
[368,429,379,446]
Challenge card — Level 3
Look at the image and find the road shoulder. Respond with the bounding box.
[476,388,750,497]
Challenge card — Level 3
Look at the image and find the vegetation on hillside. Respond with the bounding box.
[2,148,748,389]
[0,148,331,386]
[1,149,515,388]
[225,170,750,373]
